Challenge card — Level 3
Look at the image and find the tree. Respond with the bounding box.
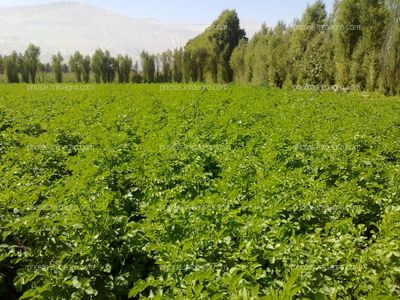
[92,49,104,83]
[230,38,248,83]
[267,22,291,87]
[160,50,173,82]
[184,9,246,82]
[155,54,161,82]
[131,61,142,83]
[36,61,51,83]
[52,52,63,83]
[116,55,132,83]
[242,33,257,82]
[349,0,387,91]
[82,55,91,83]
[24,44,41,83]
[251,25,269,84]
[172,48,183,82]
[18,53,29,83]
[182,50,197,82]
[91,49,115,83]
[333,0,363,86]
[140,51,156,83]
[0,55,3,74]
[69,51,83,82]
[194,48,208,82]
[4,51,19,83]
[103,50,117,83]
[380,0,400,94]
[289,0,329,85]
[209,10,246,82]
[182,51,192,82]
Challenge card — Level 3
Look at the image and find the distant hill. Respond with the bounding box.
[0,2,262,62]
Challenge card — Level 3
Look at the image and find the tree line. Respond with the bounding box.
[230,0,400,95]
[0,0,399,94]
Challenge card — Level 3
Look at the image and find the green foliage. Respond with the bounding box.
[69,51,84,82]
[185,10,246,83]
[230,39,247,83]
[140,51,156,83]
[116,55,133,83]
[4,51,19,83]
[82,55,91,84]
[131,62,142,83]
[350,0,387,90]
[17,53,29,84]
[92,49,117,83]
[380,0,400,95]
[51,52,63,83]
[0,55,3,74]
[0,85,400,299]
[333,0,362,85]
[159,50,173,83]
[23,44,41,84]
[1,1,399,93]
[172,49,184,83]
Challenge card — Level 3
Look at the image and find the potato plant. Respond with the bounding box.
[0,84,399,299]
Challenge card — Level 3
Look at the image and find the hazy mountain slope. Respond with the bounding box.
[0,2,262,62]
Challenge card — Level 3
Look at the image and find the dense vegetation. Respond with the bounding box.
[0,0,399,94]
[1,0,400,298]
[1,84,400,299]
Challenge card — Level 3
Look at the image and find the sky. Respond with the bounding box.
[0,0,335,25]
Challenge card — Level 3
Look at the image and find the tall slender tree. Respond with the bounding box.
[0,55,3,75]
[333,0,363,86]
[140,51,156,83]
[230,38,248,83]
[160,50,173,82]
[380,0,400,94]
[52,52,63,83]
[116,55,132,83]
[4,51,19,83]
[18,53,29,83]
[92,49,104,83]
[350,0,387,91]
[24,44,41,83]
[172,48,183,82]
[82,55,91,83]
[69,51,83,82]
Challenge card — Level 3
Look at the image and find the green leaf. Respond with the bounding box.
[128,280,149,298]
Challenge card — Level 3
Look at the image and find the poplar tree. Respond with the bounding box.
[24,44,41,83]
[82,55,91,83]
[52,52,63,83]
[4,51,19,83]
[69,51,83,82]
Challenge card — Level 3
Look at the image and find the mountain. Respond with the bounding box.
[0,2,262,62]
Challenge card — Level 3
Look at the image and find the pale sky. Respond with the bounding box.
[0,0,335,25]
